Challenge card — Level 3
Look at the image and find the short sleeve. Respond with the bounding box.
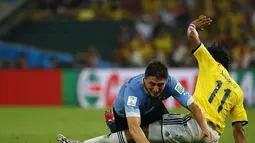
[168,77,194,108]
[124,86,141,118]
[230,93,248,126]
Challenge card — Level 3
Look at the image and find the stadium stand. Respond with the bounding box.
[0,0,255,69]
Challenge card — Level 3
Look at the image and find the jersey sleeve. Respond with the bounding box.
[168,77,194,108]
[230,93,248,126]
[124,86,141,118]
[192,43,218,71]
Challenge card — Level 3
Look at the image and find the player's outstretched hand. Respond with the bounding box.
[200,129,217,142]
[190,15,212,31]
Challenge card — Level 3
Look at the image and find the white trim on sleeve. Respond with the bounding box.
[126,112,140,117]
[187,97,195,106]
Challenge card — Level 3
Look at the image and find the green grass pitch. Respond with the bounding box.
[0,107,252,143]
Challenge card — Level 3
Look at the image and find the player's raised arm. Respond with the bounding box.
[187,15,212,48]
[187,15,219,71]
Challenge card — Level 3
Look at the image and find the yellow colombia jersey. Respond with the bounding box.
[192,43,248,134]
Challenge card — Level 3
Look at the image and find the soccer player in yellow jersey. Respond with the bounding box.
[186,15,248,143]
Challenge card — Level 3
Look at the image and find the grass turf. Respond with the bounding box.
[0,107,252,143]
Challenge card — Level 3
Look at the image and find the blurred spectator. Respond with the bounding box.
[135,14,154,40]
[6,0,255,69]
[76,0,95,20]
[129,32,154,66]
[121,0,141,18]
[50,57,60,69]
[37,0,59,14]
[56,0,79,17]
[141,0,161,14]
[77,44,100,68]
[91,0,110,19]
[14,53,28,69]
[152,15,167,38]
[0,58,13,69]
[153,26,173,64]
[156,0,177,28]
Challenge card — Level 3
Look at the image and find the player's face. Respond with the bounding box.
[143,76,167,97]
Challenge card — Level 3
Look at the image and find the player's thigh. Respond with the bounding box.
[162,114,193,143]
[148,114,192,143]
[187,118,220,143]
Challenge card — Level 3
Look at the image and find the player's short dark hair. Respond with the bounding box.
[145,59,168,79]
[207,41,230,70]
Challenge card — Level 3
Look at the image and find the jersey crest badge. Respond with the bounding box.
[127,96,137,107]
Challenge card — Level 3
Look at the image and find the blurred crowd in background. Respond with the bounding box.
[1,0,255,69]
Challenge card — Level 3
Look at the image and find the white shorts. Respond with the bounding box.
[148,114,220,143]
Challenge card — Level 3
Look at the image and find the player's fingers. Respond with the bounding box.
[200,133,207,139]
[201,20,212,26]
[201,18,212,24]
[201,22,211,27]
[199,15,206,19]
[209,133,217,142]
[197,19,211,28]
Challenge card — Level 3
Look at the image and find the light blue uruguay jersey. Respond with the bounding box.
[113,74,194,118]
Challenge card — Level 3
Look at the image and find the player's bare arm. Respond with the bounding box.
[233,122,246,143]
[187,101,217,141]
[127,117,150,143]
[187,15,212,47]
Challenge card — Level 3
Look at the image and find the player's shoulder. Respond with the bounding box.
[165,75,177,87]
[164,75,181,93]
[125,74,144,93]
[231,82,244,97]
[127,73,143,84]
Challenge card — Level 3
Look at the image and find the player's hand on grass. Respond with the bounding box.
[201,129,217,142]
[190,15,212,31]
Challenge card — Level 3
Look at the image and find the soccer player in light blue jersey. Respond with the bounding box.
[58,59,216,143]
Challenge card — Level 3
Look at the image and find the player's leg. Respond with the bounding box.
[146,114,221,143]
[80,126,149,143]
[150,114,195,143]
[58,131,128,143]
[57,126,149,143]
